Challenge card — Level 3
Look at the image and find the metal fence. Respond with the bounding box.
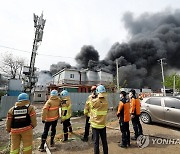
[0,93,120,119]
[0,96,18,119]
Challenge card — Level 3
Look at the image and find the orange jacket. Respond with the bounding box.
[6,100,37,133]
[117,98,130,122]
[42,96,61,122]
[130,97,141,116]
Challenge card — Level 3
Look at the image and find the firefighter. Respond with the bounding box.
[138,93,143,100]
[38,90,61,152]
[117,91,130,148]
[81,85,97,142]
[129,89,143,140]
[6,93,37,154]
[90,85,108,154]
[60,90,72,141]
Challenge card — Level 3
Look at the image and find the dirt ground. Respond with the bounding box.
[0,103,180,154]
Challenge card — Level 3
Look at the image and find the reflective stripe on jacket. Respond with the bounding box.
[42,96,61,122]
[90,92,108,129]
[61,96,72,121]
[6,100,37,133]
[84,95,95,117]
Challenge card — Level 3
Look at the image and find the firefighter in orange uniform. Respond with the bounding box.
[39,90,61,151]
[60,90,73,141]
[81,85,97,142]
[90,85,108,154]
[117,91,130,148]
[129,89,143,140]
[6,93,37,154]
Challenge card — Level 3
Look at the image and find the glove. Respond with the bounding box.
[42,121,45,124]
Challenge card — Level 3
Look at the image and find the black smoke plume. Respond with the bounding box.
[72,9,180,89]
[75,45,99,69]
[50,61,72,75]
[103,9,180,89]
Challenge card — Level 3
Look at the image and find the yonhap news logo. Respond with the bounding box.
[137,135,150,149]
[137,135,180,148]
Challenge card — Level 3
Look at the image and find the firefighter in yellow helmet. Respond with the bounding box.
[38,90,62,152]
[60,90,72,141]
[90,85,108,154]
[81,85,97,142]
[6,93,37,154]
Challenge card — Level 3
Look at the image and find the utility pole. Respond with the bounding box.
[29,12,46,97]
[173,75,176,96]
[116,59,120,92]
[158,58,166,96]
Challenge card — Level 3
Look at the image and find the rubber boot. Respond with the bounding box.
[38,139,46,152]
[69,126,72,133]
[50,136,55,147]
[63,133,68,142]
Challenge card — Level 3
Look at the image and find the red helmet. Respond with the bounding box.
[91,86,97,91]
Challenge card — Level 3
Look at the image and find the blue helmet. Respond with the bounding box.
[18,93,29,102]
[60,90,69,97]
[50,90,58,96]
[96,85,106,94]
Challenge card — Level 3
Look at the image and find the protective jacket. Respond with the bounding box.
[90,93,108,129]
[130,96,141,116]
[84,94,97,117]
[42,96,61,122]
[117,98,130,122]
[61,96,72,121]
[6,100,37,133]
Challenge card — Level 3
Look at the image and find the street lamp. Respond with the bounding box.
[158,58,166,96]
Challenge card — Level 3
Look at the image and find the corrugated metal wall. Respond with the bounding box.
[0,93,120,119]
[0,96,17,118]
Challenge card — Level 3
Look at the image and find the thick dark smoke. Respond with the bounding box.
[103,9,180,89]
[75,45,99,69]
[50,61,72,75]
[70,9,180,89]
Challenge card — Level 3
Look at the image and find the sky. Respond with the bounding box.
[0,0,180,71]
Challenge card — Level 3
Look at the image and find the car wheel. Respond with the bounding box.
[140,112,151,124]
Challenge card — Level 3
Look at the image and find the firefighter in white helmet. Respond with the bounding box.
[6,93,37,154]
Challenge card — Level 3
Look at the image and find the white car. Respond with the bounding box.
[140,96,180,128]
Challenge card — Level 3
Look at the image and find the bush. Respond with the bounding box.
[0,90,5,100]
[72,110,84,117]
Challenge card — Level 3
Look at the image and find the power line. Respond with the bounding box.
[0,45,74,59]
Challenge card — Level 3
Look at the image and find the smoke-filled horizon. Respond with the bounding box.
[50,9,180,90]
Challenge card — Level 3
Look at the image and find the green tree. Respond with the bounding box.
[164,73,180,92]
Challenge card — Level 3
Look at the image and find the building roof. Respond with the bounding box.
[52,68,113,77]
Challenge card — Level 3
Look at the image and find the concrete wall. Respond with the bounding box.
[0,93,120,118]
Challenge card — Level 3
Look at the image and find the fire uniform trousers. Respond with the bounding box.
[90,93,108,154]
[117,98,130,146]
[130,96,143,138]
[6,101,37,154]
[61,96,72,140]
[41,96,61,145]
[83,94,95,139]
